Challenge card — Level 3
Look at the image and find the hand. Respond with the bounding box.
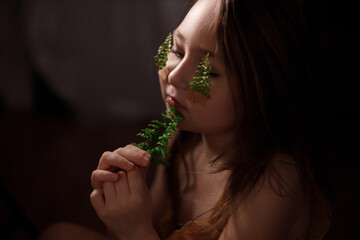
[90,166,158,240]
[91,145,151,189]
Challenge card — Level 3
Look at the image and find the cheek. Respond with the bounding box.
[206,87,235,128]
[187,91,208,106]
[185,95,235,132]
[208,99,234,126]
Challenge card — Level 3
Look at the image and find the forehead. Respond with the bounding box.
[175,0,219,50]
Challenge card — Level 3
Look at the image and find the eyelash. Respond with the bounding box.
[209,72,219,78]
[170,44,219,78]
[170,48,184,58]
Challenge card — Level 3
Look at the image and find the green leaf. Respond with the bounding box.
[189,52,212,98]
[133,102,183,165]
[154,33,172,70]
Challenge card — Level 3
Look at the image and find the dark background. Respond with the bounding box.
[0,0,359,239]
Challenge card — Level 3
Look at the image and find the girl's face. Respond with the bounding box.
[159,0,235,136]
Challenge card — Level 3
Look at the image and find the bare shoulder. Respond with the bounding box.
[268,157,306,197]
[219,157,311,240]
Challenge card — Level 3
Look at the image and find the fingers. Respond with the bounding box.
[90,188,105,213]
[114,145,151,168]
[127,166,146,195]
[98,151,135,171]
[115,171,130,195]
[91,169,119,189]
[103,181,117,202]
[97,145,151,173]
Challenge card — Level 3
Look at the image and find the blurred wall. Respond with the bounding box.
[0,0,191,122]
[0,1,192,236]
[1,0,359,238]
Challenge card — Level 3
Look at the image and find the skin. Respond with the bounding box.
[162,5,235,150]
[89,1,238,237]
[38,0,312,239]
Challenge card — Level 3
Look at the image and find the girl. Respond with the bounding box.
[40,0,332,239]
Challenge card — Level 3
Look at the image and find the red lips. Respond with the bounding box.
[167,96,186,110]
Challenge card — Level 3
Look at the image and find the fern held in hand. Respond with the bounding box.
[133,103,182,165]
[190,52,212,98]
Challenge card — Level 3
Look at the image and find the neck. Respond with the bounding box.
[198,130,234,164]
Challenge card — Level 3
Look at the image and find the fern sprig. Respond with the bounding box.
[133,102,182,165]
[135,37,211,165]
[154,33,172,70]
[190,52,212,98]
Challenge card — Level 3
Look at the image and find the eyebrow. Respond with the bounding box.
[173,29,216,58]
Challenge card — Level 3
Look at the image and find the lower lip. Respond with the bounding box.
[167,96,185,110]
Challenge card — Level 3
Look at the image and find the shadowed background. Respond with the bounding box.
[0,0,191,238]
[0,0,359,239]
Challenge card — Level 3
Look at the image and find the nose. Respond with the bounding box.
[166,55,196,90]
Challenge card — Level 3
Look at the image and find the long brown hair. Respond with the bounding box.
[167,0,331,238]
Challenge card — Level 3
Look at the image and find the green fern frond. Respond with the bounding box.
[154,33,172,70]
[133,102,182,165]
[189,52,212,98]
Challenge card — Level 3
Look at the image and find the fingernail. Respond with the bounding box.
[143,156,151,166]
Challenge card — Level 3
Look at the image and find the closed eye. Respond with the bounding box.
[209,72,219,78]
[170,48,184,58]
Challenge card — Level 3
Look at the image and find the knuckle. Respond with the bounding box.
[91,169,99,177]
[114,146,125,154]
[89,190,98,202]
[125,144,135,149]
[90,172,101,188]
[89,191,96,200]
[101,151,121,165]
[101,151,112,159]
[90,171,96,182]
